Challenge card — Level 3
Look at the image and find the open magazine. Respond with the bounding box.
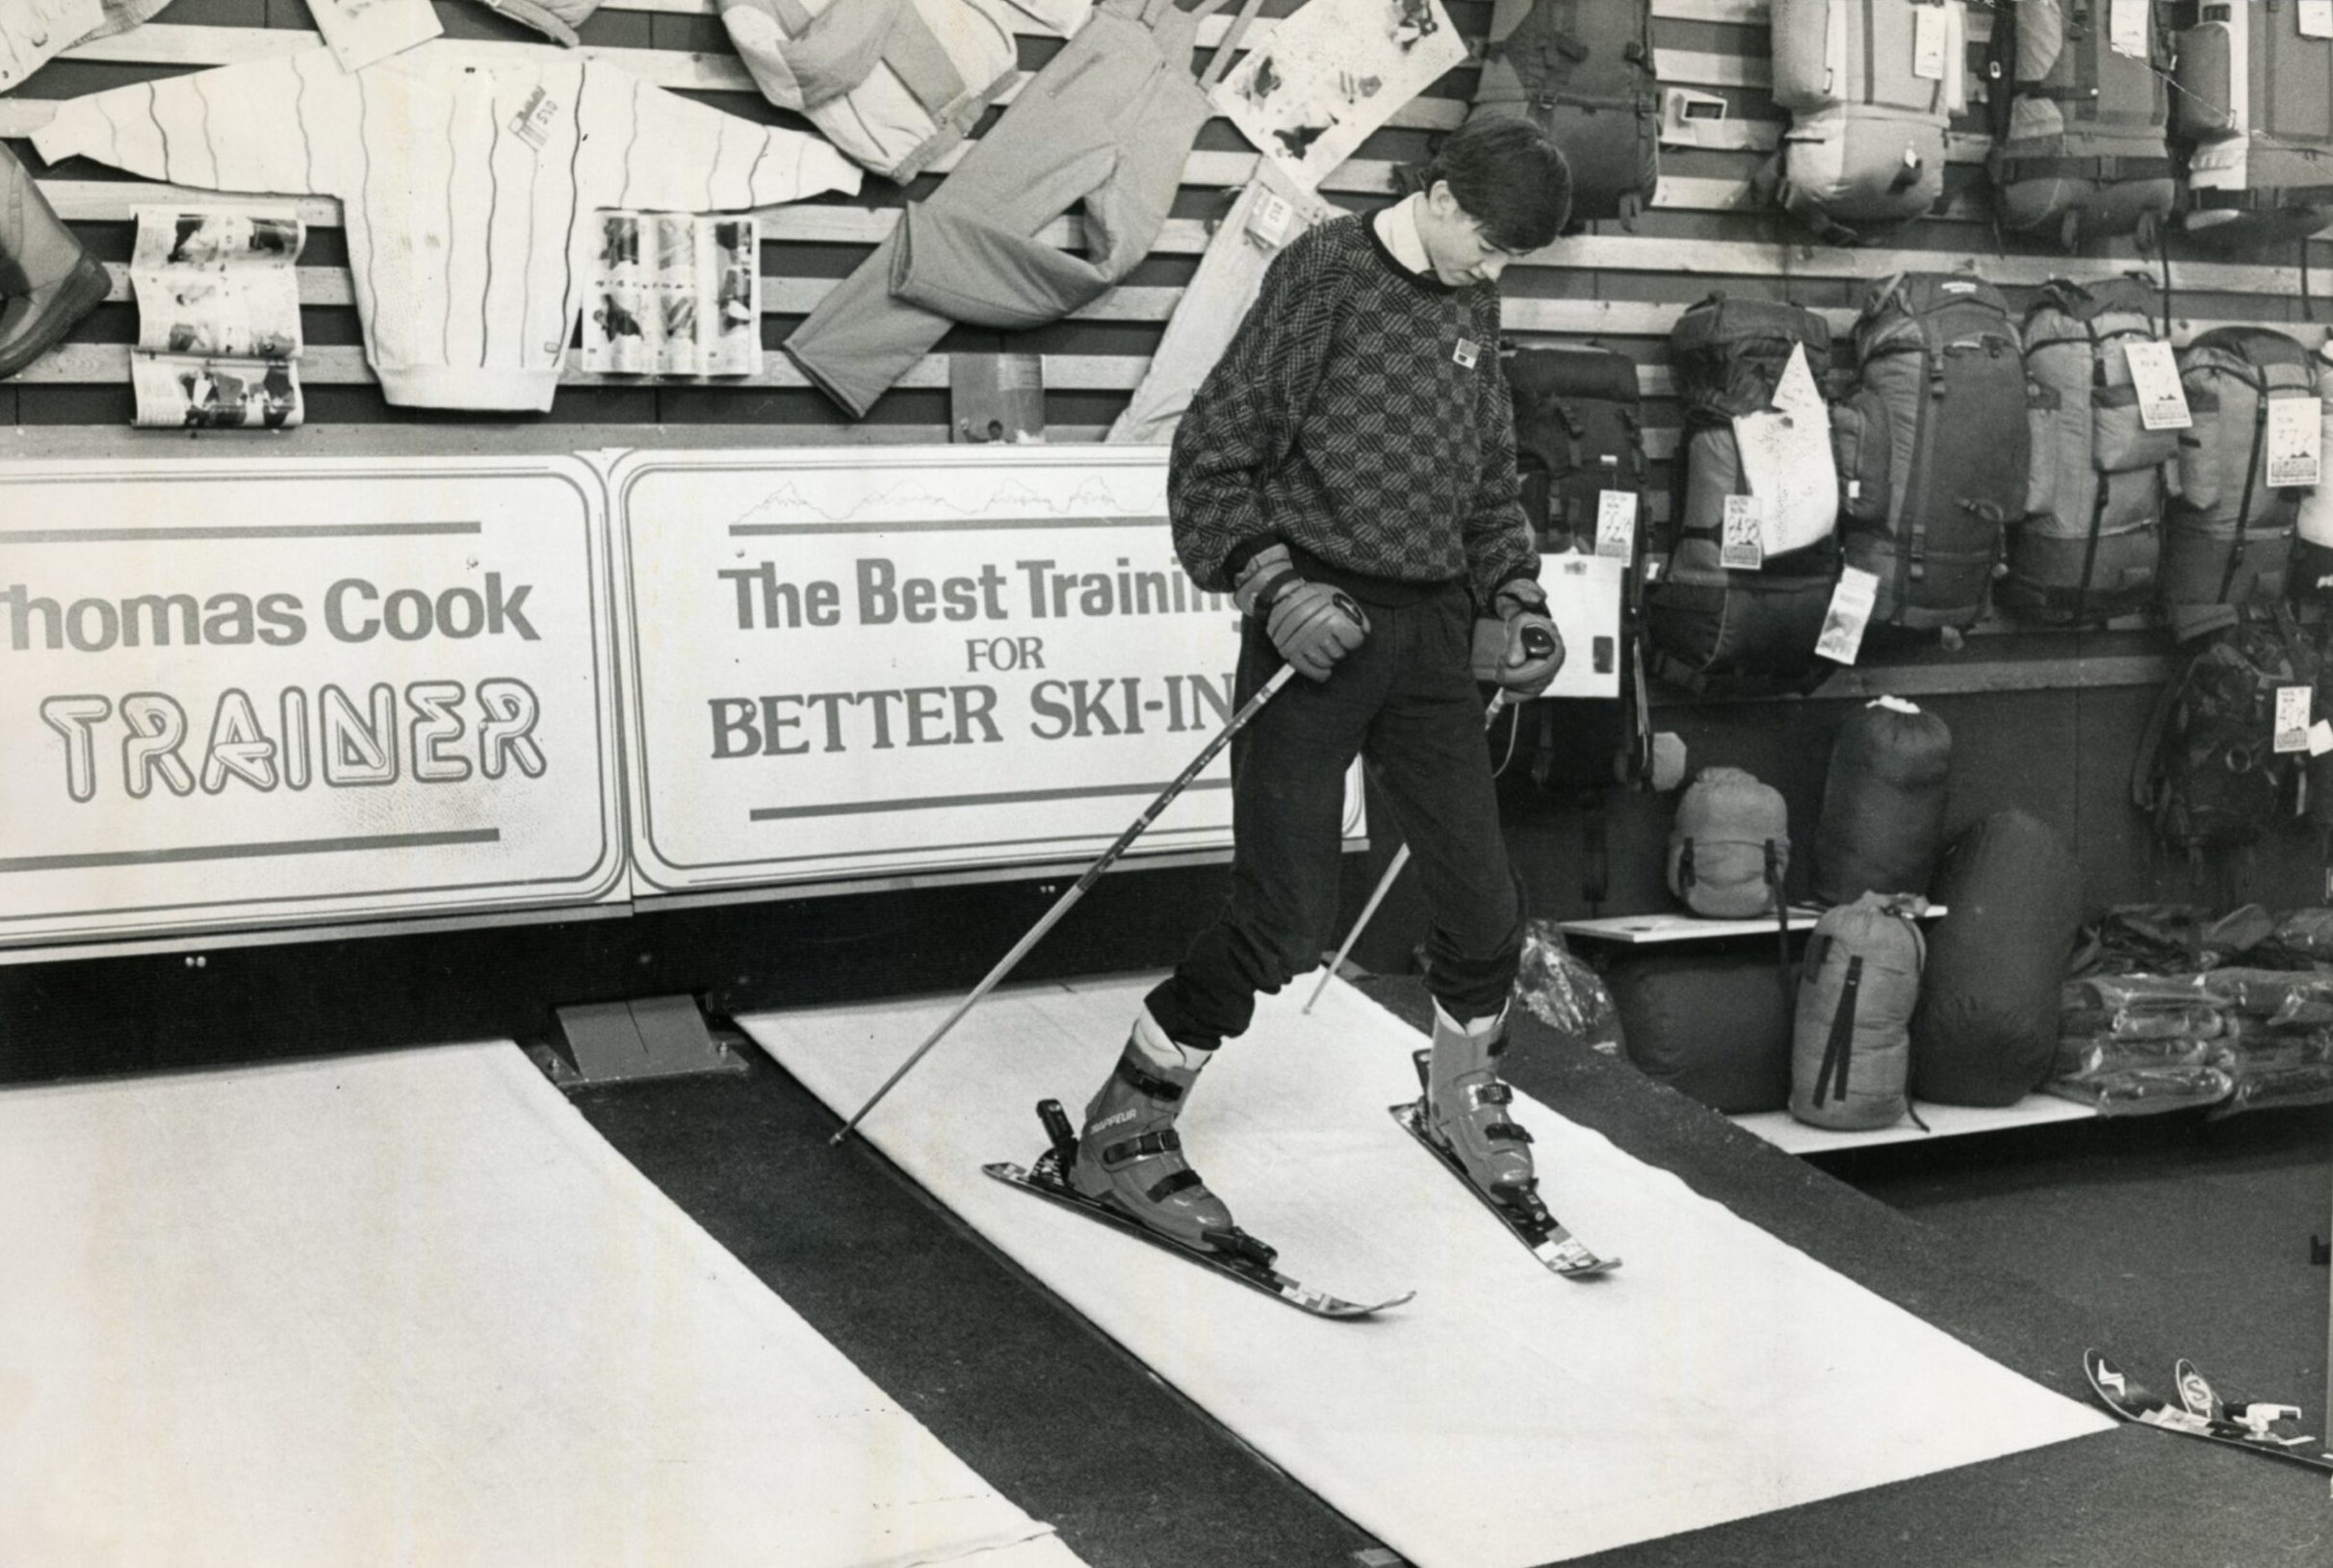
[582,212,760,379]
[128,208,305,429]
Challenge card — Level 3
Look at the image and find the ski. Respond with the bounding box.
[1387,1098,1620,1279]
[982,1101,1413,1321]
[2084,1350,2333,1478]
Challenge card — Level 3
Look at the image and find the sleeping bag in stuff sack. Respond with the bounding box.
[1813,695,1952,906]
[1667,765,1791,918]
[1608,952,1795,1114]
[1910,810,2086,1105]
[1792,892,1926,1130]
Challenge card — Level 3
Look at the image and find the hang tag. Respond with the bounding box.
[1721,495,1766,570]
[1815,567,1880,665]
[1453,338,1480,370]
[1247,190,1295,247]
[2268,396,2323,488]
[2276,685,2314,754]
[2109,0,2148,58]
[2124,341,2190,431]
[2310,719,2333,758]
[1911,4,1948,80]
[2304,0,2333,41]
[511,85,562,152]
[1594,490,1637,558]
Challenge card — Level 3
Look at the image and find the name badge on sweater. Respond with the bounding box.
[1453,338,1480,370]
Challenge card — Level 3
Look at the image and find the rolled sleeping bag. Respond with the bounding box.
[1910,810,2085,1105]
[1667,765,1790,917]
[1791,892,1927,1130]
[1608,951,1795,1114]
[1813,696,1952,905]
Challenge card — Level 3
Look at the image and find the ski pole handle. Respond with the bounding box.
[831,663,1301,1145]
[1302,689,1511,1015]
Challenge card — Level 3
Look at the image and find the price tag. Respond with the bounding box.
[2277,685,2314,754]
[2109,0,2148,58]
[1594,491,1636,559]
[2304,0,2333,40]
[1815,567,1880,665]
[2124,341,2190,431]
[1721,494,1766,570]
[1247,190,1295,246]
[2310,719,2333,758]
[2268,397,2323,488]
[1912,4,1948,80]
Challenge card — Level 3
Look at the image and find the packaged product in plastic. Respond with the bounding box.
[2060,974,2225,1041]
[1514,918,1623,1056]
[2054,1036,2237,1080]
[2044,1065,2235,1116]
[2214,1062,2333,1118]
[2267,907,2333,964]
[2197,967,2333,1026]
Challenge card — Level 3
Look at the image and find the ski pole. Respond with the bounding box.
[831,661,1301,1145]
[1300,623,1557,1015]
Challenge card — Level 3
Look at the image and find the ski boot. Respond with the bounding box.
[1417,1002,1539,1212]
[1068,1008,1256,1257]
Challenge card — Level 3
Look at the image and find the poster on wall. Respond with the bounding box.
[1208,0,1468,192]
[0,457,626,948]
[609,448,1365,895]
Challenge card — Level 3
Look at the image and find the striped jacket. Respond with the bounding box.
[35,42,860,410]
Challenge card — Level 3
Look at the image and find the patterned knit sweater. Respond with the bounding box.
[1167,212,1539,607]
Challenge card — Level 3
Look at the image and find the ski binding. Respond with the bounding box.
[1389,1055,1619,1279]
[982,1100,1413,1321]
[2085,1350,2333,1478]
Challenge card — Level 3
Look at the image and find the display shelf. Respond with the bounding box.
[1561,906,1947,945]
[1729,1095,2099,1155]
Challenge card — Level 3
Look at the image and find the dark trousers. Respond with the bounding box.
[1145,582,1523,1049]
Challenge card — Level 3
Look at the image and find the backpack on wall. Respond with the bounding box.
[1791,892,1927,1130]
[1767,0,1966,244]
[1649,296,1840,691]
[1814,695,1952,906]
[2159,327,2318,638]
[1984,0,2177,249]
[2294,342,2333,598]
[1469,0,1659,229]
[2000,275,2176,624]
[1666,765,1790,918]
[1843,272,2031,630]
[2169,0,2333,250]
[2133,609,2316,861]
[1505,344,1647,555]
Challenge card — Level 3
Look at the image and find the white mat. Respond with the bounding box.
[0,1043,1081,1568]
[744,974,2115,1568]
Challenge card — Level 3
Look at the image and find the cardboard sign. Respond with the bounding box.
[2124,341,2191,431]
[1912,4,1949,80]
[1594,490,1638,559]
[306,0,440,73]
[609,448,1364,894]
[1815,567,1880,665]
[2276,685,2314,755]
[0,455,625,949]
[2109,0,2148,58]
[2268,397,2323,489]
[2303,0,2333,41]
[1721,495,1767,571]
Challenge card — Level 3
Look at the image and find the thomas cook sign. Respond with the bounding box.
[0,456,624,946]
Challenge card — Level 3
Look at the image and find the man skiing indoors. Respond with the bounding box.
[1067,116,1574,1254]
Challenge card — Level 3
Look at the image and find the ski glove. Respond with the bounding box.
[1476,580,1564,697]
[1232,543,1369,681]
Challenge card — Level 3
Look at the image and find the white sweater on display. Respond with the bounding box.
[34,42,861,410]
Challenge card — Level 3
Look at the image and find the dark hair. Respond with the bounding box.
[1419,117,1573,253]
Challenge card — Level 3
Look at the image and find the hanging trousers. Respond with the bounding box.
[786,0,1257,416]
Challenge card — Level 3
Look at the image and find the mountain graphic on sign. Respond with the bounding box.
[723,473,1163,530]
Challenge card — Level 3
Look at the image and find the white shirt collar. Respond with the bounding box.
[1371,193,1432,276]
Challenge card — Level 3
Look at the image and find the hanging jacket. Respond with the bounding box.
[719,0,1093,183]
[33,43,859,411]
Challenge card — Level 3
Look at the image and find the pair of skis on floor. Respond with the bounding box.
[981,1049,1619,1319]
[2085,1350,2333,1478]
